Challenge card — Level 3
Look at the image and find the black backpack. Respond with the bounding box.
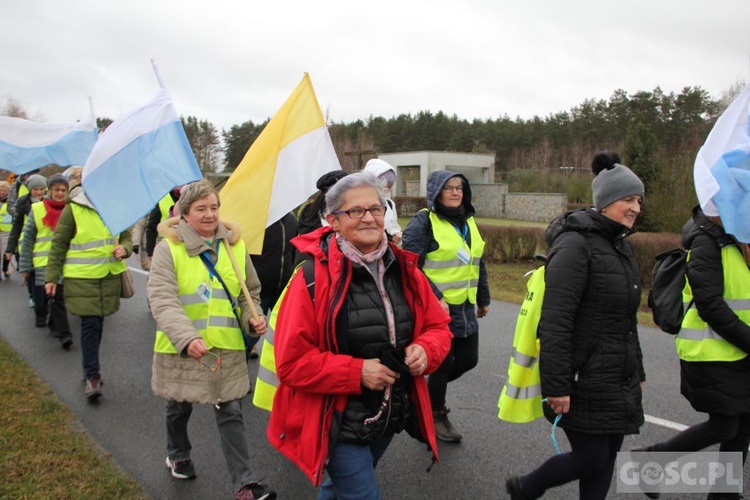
[648,248,692,334]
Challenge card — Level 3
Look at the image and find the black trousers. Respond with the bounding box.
[651,413,750,464]
[428,332,479,410]
[32,282,71,337]
[521,429,624,500]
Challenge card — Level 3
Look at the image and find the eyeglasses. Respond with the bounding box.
[442,185,463,193]
[197,351,221,372]
[331,205,387,219]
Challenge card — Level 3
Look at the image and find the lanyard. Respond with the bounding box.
[452,223,468,242]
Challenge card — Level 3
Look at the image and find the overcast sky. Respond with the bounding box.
[2,0,749,133]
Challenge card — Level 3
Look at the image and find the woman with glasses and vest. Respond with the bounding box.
[44,183,132,401]
[268,171,452,499]
[19,174,73,348]
[147,180,275,500]
[637,206,750,500]
[402,170,491,443]
[506,162,646,500]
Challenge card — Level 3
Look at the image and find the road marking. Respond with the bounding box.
[644,414,688,432]
[128,266,149,276]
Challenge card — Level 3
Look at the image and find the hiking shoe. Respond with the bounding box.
[433,407,462,442]
[236,482,276,500]
[506,476,533,500]
[59,333,73,349]
[84,376,103,401]
[165,456,196,480]
[248,345,260,359]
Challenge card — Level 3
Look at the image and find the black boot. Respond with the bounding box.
[58,332,73,349]
[34,307,48,328]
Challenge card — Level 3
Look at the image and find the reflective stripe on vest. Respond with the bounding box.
[676,245,750,362]
[31,202,55,268]
[423,211,484,305]
[253,266,298,411]
[498,266,545,423]
[0,202,11,232]
[153,238,247,354]
[63,204,126,279]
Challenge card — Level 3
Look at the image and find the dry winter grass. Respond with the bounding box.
[0,337,145,499]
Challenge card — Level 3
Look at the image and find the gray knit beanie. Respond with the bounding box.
[26,174,47,191]
[592,164,644,211]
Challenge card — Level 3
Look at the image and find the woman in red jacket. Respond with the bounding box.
[268,171,452,499]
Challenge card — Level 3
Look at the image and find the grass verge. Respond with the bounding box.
[0,337,146,499]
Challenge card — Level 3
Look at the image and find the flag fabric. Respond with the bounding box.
[220,73,341,254]
[82,88,202,235]
[0,113,98,174]
[694,85,750,242]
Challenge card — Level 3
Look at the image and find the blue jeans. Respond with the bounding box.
[317,435,394,500]
[80,315,104,379]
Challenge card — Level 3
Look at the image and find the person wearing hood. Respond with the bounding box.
[44,183,132,401]
[19,175,73,348]
[0,180,11,279]
[363,159,402,244]
[5,174,47,306]
[506,162,646,500]
[147,180,275,500]
[635,207,750,500]
[402,170,491,443]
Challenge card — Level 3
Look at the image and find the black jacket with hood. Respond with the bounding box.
[402,170,490,338]
[539,208,645,435]
[679,206,750,415]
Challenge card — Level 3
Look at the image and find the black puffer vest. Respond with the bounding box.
[338,251,415,444]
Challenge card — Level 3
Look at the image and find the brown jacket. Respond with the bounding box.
[148,217,263,405]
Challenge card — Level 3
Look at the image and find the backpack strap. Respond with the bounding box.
[301,258,315,303]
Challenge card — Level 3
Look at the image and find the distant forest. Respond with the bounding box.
[2,80,745,233]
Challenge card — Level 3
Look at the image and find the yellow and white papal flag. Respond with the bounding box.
[220,73,341,254]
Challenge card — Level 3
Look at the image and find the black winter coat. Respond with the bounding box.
[539,208,645,435]
[337,249,415,444]
[679,206,750,416]
[6,194,35,255]
[250,212,298,313]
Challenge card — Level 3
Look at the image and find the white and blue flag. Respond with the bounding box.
[694,85,750,242]
[82,88,202,235]
[0,114,98,174]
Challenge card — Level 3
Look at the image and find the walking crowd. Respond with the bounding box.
[1,150,749,500]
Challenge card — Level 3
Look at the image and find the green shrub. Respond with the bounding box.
[478,224,545,263]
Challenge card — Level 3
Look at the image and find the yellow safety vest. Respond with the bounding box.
[0,201,11,232]
[63,204,126,279]
[159,194,174,220]
[677,245,750,362]
[422,211,484,305]
[498,266,545,423]
[31,203,55,268]
[252,269,298,411]
[19,183,29,199]
[153,239,247,354]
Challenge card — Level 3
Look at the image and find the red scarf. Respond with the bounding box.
[42,199,66,230]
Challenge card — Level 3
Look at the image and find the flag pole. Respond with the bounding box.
[151,59,166,90]
[222,237,261,323]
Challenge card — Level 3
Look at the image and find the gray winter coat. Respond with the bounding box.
[148,217,263,405]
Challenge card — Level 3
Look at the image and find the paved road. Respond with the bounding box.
[0,259,746,499]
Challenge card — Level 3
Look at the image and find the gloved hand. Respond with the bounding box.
[132,245,139,254]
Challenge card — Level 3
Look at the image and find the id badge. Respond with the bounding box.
[457,247,471,265]
[196,283,211,303]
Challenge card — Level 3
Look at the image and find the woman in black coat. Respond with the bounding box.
[639,206,750,500]
[506,162,646,500]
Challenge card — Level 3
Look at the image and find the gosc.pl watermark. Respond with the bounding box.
[616,451,743,495]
